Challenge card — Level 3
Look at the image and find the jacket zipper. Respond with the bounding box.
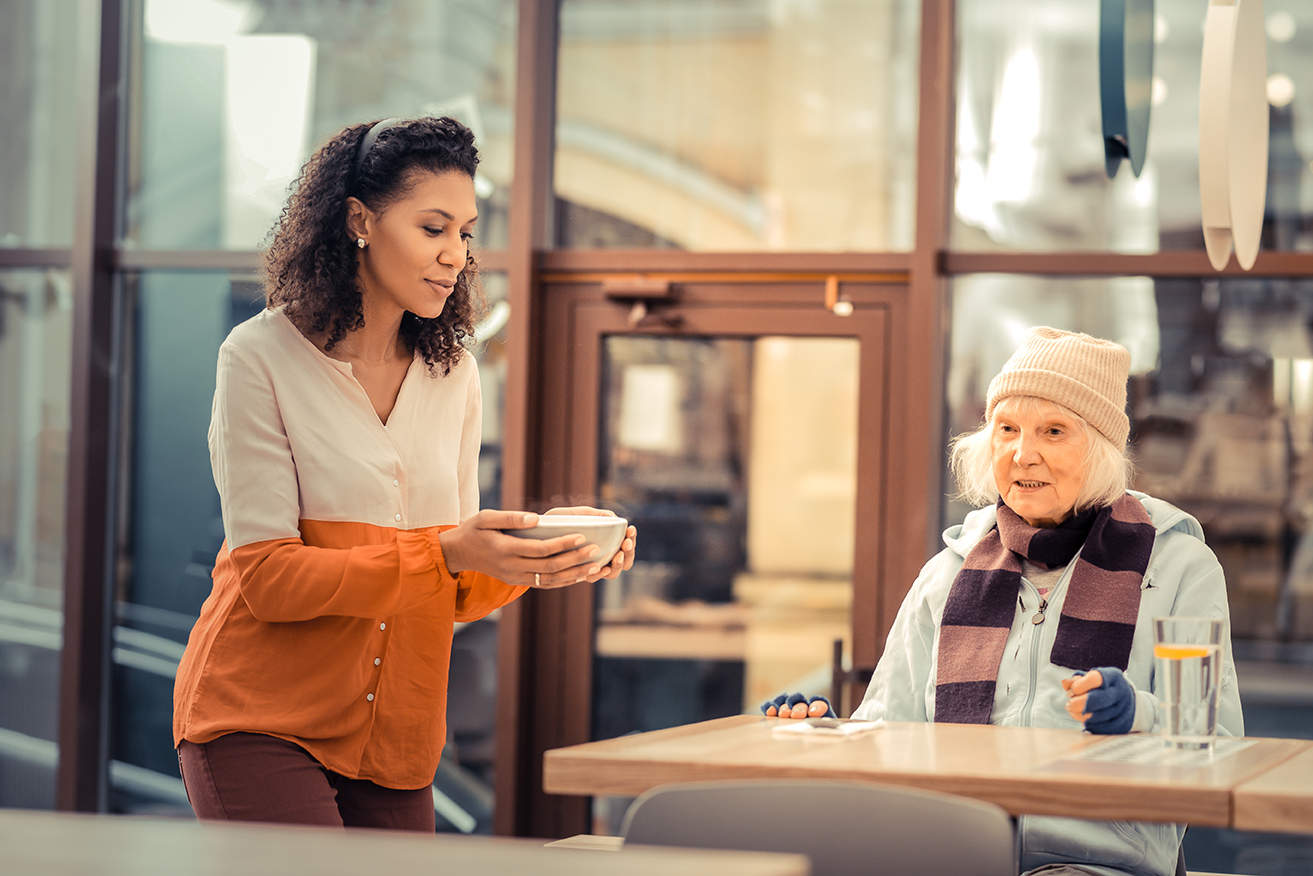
[1018,557,1075,728]
[1019,581,1045,728]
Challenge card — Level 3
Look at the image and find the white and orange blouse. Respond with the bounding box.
[173,308,525,790]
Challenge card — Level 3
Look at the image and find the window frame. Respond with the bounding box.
[45,0,1313,834]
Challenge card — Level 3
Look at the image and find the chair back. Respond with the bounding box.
[620,778,1017,876]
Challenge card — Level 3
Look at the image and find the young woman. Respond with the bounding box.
[173,116,635,830]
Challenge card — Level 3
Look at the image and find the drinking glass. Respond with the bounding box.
[1153,616,1223,750]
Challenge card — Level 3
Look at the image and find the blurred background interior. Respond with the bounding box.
[4,1,1313,872]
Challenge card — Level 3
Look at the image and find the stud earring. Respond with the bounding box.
[356,238,367,249]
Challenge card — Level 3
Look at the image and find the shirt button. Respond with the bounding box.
[393,479,399,487]
[366,693,375,702]
[395,513,401,522]
[379,622,386,630]
[374,658,381,666]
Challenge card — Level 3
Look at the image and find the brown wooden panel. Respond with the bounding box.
[539,249,913,274]
[884,0,956,676]
[0,248,73,268]
[495,0,564,839]
[58,0,126,813]
[542,271,908,287]
[541,276,910,311]
[943,250,1313,278]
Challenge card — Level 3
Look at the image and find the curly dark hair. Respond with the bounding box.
[264,116,484,375]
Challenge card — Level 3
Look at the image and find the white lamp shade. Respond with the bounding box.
[1199,0,1270,271]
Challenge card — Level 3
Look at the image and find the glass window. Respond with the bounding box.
[554,0,920,251]
[0,0,80,248]
[474,272,511,507]
[126,0,517,251]
[111,269,512,828]
[110,270,247,815]
[954,0,1313,254]
[0,269,74,809]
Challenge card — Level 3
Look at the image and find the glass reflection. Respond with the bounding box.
[0,0,79,248]
[112,269,511,825]
[954,0,1313,254]
[554,0,920,251]
[128,0,516,251]
[595,335,857,740]
[0,269,73,809]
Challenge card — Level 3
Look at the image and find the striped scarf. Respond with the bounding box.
[934,493,1155,724]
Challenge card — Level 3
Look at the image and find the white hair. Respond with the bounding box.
[949,396,1134,512]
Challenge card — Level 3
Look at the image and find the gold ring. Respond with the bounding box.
[534,573,541,587]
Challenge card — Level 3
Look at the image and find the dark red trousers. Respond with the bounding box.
[177,732,435,832]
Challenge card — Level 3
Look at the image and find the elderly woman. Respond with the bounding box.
[766,327,1242,876]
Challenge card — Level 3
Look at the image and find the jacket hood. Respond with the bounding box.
[942,490,1206,560]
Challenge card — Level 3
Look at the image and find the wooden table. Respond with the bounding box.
[543,715,1311,828]
[0,808,810,876]
[1233,744,1313,833]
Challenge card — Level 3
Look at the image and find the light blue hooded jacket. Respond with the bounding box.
[851,491,1243,876]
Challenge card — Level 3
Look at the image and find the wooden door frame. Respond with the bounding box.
[503,273,926,837]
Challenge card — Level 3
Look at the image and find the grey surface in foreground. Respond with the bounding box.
[0,809,809,876]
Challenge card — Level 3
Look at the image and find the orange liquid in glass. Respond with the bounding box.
[1154,644,1212,660]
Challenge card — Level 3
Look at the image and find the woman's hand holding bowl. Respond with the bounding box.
[440,507,636,590]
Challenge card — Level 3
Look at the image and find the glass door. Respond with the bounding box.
[515,276,904,836]
[593,334,859,741]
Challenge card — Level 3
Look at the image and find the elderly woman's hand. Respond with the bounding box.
[760,692,831,719]
[1062,667,1135,734]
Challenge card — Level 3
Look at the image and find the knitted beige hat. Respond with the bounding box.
[985,326,1131,447]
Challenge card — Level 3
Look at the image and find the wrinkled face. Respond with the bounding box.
[350,169,477,320]
[990,397,1089,528]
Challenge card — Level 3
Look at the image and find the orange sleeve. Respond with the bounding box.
[453,570,529,622]
[225,523,525,623]
[433,528,529,622]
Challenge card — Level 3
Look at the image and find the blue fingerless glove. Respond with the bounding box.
[1078,667,1135,735]
[759,692,831,717]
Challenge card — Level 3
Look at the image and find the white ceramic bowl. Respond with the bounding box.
[505,514,628,564]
